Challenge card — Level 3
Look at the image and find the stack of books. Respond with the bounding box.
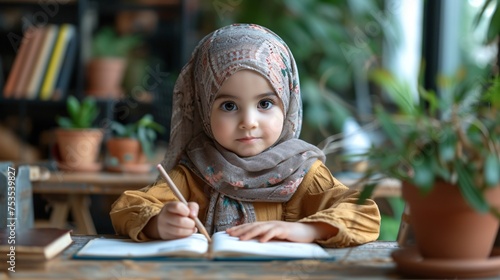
[2,24,77,101]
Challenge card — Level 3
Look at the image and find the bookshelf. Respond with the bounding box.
[0,0,197,162]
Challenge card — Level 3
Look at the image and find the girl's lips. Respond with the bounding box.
[237,137,258,142]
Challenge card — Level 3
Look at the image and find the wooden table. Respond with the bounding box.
[2,235,401,279]
[4,236,500,279]
[31,170,400,235]
[32,171,158,235]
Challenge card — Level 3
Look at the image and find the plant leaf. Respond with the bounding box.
[455,161,489,213]
[473,0,494,29]
[56,117,73,129]
[138,126,152,158]
[67,96,80,124]
[484,154,500,187]
[412,156,435,193]
[438,127,456,161]
[486,3,500,44]
[77,98,97,128]
[370,69,415,114]
[418,86,438,116]
[431,155,452,182]
[375,107,403,149]
[358,183,376,204]
[483,76,500,108]
[110,122,127,137]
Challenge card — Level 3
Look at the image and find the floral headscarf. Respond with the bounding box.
[161,23,325,234]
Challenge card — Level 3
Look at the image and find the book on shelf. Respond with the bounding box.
[25,25,59,100]
[3,27,34,98]
[73,231,333,261]
[12,27,45,99]
[52,25,77,101]
[40,24,76,101]
[0,228,73,261]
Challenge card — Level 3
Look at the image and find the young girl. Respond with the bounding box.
[110,23,380,247]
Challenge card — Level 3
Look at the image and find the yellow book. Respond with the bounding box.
[39,24,75,100]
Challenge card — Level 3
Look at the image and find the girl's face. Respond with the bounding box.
[210,70,284,157]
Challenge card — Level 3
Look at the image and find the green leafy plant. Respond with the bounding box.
[56,96,99,129]
[109,114,165,158]
[474,0,500,45]
[357,68,500,214]
[91,26,142,58]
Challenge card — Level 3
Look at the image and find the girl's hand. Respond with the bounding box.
[143,201,199,240]
[226,221,338,243]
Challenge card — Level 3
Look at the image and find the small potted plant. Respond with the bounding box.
[55,95,103,172]
[86,26,142,99]
[356,69,500,270]
[105,114,164,173]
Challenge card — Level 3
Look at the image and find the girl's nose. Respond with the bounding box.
[239,109,258,130]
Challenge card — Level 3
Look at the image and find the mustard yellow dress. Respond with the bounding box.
[110,160,381,248]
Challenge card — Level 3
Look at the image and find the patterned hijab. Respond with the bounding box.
[161,23,325,234]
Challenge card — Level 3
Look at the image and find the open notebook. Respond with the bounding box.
[74,231,333,261]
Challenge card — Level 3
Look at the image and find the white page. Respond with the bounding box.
[76,234,208,258]
[211,232,331,259]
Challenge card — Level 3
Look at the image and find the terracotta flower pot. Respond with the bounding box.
[106,138,151,173]
[402,180,500,260]
[106,137,146,166]
[86,58,126,99]
[55,128,103,171]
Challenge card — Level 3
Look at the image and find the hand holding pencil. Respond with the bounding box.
[156,164,212,243]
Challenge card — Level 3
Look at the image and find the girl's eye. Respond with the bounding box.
[220,102,237,112]
[258,99,274,110]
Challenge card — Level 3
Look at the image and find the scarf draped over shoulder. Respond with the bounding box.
[161,23,325,234]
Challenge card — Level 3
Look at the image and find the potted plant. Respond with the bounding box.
[356,69,500,266]
[86,26,142,99]
[55,95,103,172]
[105,114,164,173]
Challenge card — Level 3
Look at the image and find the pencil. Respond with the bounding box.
[156,164,212,243]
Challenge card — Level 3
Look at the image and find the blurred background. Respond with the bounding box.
[0,0,497,238]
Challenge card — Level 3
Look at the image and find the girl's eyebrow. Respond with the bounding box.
[214,92,277,101]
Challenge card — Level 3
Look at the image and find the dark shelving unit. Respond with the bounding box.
[0,0,195,160]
